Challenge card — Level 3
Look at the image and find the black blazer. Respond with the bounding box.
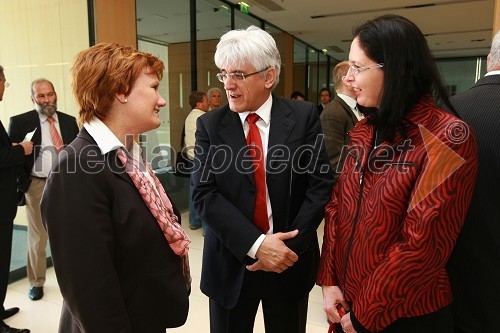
[192,96,333,309]
[447,74,500,333]
[8,110,79,192]
[41,128,189,333]
[0,120,25,223]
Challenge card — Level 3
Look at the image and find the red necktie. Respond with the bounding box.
[47,116,63,151]
[246,113,269,233]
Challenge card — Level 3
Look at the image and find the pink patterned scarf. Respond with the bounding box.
[117,148,191,289]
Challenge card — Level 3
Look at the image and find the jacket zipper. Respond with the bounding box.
[342,166,366,297]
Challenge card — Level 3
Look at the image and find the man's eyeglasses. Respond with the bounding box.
[216,68,269,83]
[348,63,384,75]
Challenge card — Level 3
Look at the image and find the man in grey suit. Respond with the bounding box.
[192,26,333,333]
[320,61,363,182]
[8,79,78,301]
[447,30,500,333]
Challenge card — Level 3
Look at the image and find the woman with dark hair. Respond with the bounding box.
[317,15,478,333]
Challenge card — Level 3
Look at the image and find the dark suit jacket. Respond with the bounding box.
[447,74,500,333]
[8,110,79,192]
[320,95,359,182]
[317,103,324,115]
[0,120,25,223]
[192,96,333,309]
[40,128,189,333]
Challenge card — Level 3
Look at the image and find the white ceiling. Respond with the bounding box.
[136,0,496,60]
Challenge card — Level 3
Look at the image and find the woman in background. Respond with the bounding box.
[317,15,478,333]
[41,43,190,333]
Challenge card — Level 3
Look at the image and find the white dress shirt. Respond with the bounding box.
[32,112,62,178]
[84,117,162,198]
[336,93,364,121]
[237,94,274,258]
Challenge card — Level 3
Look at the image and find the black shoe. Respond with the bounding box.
[0,308,19,320]
[28,287,43,301]
[0,323,30,333]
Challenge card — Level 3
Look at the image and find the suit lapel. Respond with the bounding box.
[79,127,135,188]
[57,112,72,143]
[218,107,255,184]
[27,110,43,146]
[267,97,295,169]
[107,149,136,188]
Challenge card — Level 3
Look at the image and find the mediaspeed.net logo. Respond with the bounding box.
[408,120,469,211]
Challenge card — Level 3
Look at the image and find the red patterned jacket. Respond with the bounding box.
[317,96,478,332]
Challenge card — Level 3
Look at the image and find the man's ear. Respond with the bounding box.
[264,68,276,89]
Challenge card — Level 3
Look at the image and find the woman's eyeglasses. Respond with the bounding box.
[347,63,384,75]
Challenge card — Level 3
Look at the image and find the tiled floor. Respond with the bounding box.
[4,212,329,332]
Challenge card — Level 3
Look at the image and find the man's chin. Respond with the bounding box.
[42,106,57,116]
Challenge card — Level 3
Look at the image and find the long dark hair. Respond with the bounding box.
[353,14,457,141]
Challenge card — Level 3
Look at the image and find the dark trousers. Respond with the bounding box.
[383,305,453,333]
[0,222,14,313]
[209,270,308,333]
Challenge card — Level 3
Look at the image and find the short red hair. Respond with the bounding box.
[71,42,165,126]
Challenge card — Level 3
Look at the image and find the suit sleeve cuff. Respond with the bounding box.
[350,310,371,333]
[247,234,266,259]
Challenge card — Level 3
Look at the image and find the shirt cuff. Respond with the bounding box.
[247,234,266,259]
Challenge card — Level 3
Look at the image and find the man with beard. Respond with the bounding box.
[8,79,78,301]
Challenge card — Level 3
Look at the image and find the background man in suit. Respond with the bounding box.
[320,61,364,182]
[447,30,500,333]
[0,65,32,333]
[317,87,331,115]
[192,26,333,333]
[8,79,78,301]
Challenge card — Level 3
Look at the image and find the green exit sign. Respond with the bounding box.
[239,2,250,15]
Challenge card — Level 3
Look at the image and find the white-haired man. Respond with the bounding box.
[207,87,222,111]
[191,26,333,333]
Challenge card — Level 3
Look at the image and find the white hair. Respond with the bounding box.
[488,30,500,71]
[207,87,222,96]
[214,25,281,89]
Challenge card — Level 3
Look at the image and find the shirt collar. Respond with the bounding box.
[485,70,500,77]
[83,117,124,155]
[336,93,357,109]
[37,111,59,123]
[238,94,273,126]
